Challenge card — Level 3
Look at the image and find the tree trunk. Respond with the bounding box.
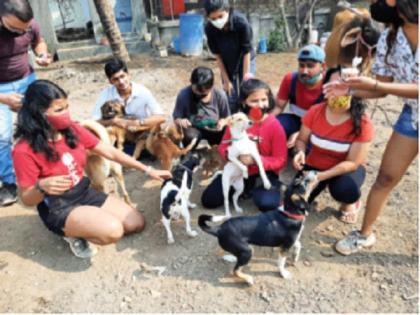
[293,0,319,48]
[279,0,293,48]
[93,0,130,63]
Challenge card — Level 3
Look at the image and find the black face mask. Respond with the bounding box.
[0,25,24,37]
[370,0,401,24]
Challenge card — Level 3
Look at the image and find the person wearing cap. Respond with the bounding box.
[204,0,256,113]
[274,44,326,148]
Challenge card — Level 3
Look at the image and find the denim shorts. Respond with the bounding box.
[394,104,418,139]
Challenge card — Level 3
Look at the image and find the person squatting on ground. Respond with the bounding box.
[12,80,171,258]
[92,58,166,155]
[323,0,419,255]
[173,66,231,148]
[201,78,287,212]
[0,0,52,207]
[273,44,325,148]
[293,67,374,225]
[204,0,256,113]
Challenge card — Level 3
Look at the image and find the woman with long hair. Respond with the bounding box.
[323,0,418,255]
[294,67,374,223]
[13,80,171,258]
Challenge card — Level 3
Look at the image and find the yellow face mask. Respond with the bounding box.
[327,96,352,110]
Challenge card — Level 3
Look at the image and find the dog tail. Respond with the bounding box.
[198,215,224,237]
[81,119,111,144]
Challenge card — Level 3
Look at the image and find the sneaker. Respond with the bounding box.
[64,237,98,258]
[0,183,18,207]
[335,230,376,256]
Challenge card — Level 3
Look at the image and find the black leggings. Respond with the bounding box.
[201,171,282,212]
[182,127,225,148]
[303,165,366,204]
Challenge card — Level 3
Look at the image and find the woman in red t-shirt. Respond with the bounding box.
[12,80,171,258]
[293,67,374,224]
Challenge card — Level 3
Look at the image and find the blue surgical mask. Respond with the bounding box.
[299,72,322,85]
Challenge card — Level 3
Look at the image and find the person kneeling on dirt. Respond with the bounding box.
[92,58,166,156]
[273,44,325,149]
[173,66,230,148]
[12,80,171,258]
[293,67,374,224]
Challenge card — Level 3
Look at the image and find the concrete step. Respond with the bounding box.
[56,40,151,61]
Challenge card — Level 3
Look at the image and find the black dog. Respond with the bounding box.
[198,175,310,285]
[160,152,202,244]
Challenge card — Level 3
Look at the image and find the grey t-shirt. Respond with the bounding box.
[172,86,230,129]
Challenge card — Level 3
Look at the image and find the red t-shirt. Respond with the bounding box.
[218,114,288,176]
[0,20,42,82]
[302,103,374,170]
[277,72,323,115]
[12,123,100,189]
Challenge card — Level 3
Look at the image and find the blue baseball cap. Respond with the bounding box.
[298,44,325,63]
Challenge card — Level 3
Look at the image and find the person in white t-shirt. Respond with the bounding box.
[92,58,166,133]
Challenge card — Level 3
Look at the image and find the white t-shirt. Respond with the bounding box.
[92,82,164,120]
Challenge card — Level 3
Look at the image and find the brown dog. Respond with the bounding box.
[100,100,149,156]
[145,124,197,170]
[201,145,225,178]
[81,120,135,207]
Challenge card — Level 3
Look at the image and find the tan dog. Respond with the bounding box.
[81,120,135,207]
[145,124,197,170]
[162,122,184,145]
[201,145,225,178]
[100,100,149,157]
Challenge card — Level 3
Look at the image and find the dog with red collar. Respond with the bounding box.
[198,173,311,285]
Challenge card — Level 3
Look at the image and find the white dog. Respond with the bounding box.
[222,112,272,217]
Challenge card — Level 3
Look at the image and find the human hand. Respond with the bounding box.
[37,175,73,195]
[243,72,254,81]
[146,167,172,182]
[287,132,299,149]
[113,117,128,129]
[175,118,191,129]
[293,151,305,170]
[216,118,229,130]
[323,80,351,99]
[223,80,233,96]
[343,76,377,91]
[239,154,255,166]
[35,53,53,67]
[3,93,23,112]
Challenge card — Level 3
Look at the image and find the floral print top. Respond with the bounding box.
[372,27,419,129]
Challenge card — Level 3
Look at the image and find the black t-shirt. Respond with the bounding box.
[205,10,255,81]
[172,86,230,129]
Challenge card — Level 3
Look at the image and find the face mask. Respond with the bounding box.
[243,106,264,122]
[210,13,229,30]
[370,0,400,24]
[327,96,352,110]
[299,72,322,86]
[47,112,72,130]
[193,92,210,101]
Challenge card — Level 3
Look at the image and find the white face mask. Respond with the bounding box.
[210,13,229,30]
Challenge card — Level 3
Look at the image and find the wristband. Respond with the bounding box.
[35,180,46,194]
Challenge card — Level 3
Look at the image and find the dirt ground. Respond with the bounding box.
[0,53,418,313]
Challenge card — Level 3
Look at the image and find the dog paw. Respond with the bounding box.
[246,277,255,286]
[167,238,175,244]
[235,207,244,214]
[242,171,249,179]
[188,203,197,209]
[222,254,237,263]
[188,230,198,237]
[263,181,272,190]
[280,269,293,279]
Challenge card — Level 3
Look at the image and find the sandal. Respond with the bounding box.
[338,200,362,224]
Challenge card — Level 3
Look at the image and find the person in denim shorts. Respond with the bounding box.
[323,0,418,255]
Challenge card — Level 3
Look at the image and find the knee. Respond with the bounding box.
[329,183,360,204]
[98,220,124,245]
[374,170,401,190]
[124,213,146,234]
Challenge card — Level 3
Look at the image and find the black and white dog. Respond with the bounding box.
[160,152,202,244]
[198,174,311,285]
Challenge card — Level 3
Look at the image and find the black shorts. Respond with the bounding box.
[37,177,108,236]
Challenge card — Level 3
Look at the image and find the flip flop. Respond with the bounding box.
[339,200,362,224]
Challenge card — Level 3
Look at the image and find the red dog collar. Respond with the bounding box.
[281,210,305,221]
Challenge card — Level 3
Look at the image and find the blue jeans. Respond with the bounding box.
[0,73,36,184]
[276,113,302,138]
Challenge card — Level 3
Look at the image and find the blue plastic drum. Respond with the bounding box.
[258,38,268,54]
[179,13,204,56]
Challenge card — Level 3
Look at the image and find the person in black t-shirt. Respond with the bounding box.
[204,0,256,113]
[173,66,230,148]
